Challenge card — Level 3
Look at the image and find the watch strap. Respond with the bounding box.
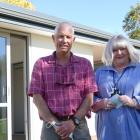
[71,116,81,126]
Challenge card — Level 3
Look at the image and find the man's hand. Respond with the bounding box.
[55,120,75,139]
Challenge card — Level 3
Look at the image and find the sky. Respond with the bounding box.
[30,0,140,36]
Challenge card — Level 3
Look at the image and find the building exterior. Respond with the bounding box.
[0,2,140,140]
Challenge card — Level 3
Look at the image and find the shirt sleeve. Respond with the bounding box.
[28,58,45,97]
[84,60,98,95]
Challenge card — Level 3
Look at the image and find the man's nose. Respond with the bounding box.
[63,36,67,42]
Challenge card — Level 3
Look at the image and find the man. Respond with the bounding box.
[28,22,97,140]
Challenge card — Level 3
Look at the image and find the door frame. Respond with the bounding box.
[0,29,30,140]
[0,32,12,140]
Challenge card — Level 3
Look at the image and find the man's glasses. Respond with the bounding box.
[55,64,76,85]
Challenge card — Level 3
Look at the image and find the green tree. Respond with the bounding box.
[123,3,140,40]
[0,0,35,10]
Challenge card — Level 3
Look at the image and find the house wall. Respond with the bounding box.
[29,33,96,140]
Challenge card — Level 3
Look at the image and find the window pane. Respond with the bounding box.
[0,107,7,140]
[0,37,7,103]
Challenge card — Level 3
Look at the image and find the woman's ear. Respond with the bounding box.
[73,37,76,42]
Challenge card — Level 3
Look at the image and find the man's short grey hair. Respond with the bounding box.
[102,34,140,65]
[54,22,75,35]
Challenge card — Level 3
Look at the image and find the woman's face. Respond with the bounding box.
[112,47,130,67]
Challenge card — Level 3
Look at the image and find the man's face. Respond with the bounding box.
[52,25,75,54]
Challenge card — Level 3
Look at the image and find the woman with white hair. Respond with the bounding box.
[92,35,140,140]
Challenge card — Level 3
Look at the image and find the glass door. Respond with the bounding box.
[0,33,11,140]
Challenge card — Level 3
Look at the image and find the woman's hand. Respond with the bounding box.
[119,95,137,107]
[92,98,116,112]
[105,98,116,110]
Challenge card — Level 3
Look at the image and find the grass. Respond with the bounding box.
[0,119,7,140]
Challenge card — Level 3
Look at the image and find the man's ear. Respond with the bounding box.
[52,35,55,41]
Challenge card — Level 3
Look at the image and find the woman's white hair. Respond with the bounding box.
[102,34,140,65]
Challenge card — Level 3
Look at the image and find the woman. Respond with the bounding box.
[92,35,140,140]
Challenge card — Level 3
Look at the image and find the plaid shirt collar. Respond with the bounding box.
[47,51,80,64]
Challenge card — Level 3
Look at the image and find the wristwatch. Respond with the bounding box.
[71,116,81,126]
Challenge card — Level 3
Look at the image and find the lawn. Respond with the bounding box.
[0,119,7,140]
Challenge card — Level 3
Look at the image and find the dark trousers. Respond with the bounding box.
[41,118,91,140]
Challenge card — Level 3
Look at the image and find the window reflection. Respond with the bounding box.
[0,37,7,103]
[0,107,7,140]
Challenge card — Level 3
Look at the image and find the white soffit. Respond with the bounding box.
[0,18,105,46]
[75,37,106,47]
[0,18,53,37]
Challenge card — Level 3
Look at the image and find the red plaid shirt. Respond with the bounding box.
[28,52,97,117]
